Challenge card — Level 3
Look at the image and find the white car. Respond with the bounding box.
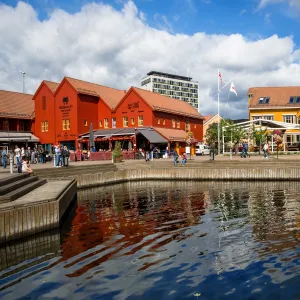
[196,144,210,156]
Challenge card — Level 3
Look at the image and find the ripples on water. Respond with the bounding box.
[1,181,300,299]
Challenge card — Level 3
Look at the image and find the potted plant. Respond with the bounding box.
[112,141,123,163]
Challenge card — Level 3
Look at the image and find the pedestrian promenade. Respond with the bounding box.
[1,153,300,174]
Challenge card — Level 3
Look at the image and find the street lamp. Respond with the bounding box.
[20,71,26,93]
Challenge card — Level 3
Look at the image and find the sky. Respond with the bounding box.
[1,0,300,119]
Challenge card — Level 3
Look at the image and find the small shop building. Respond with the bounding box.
[0,90,39,153]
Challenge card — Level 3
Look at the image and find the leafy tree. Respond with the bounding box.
[185,131,197,159]
[251,125,268,155]
[223,120,247,154]
[205,119,247,154]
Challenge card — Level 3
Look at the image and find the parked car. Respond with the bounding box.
[196,144,210,156]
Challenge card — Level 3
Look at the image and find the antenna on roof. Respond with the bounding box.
[171,66,177,75]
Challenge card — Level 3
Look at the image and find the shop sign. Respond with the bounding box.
[128,101,139,110]
[59,97,73,118]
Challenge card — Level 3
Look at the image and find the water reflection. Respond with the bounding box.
[1,181,300,299]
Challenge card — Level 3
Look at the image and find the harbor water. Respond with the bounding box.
[1,181,300,299]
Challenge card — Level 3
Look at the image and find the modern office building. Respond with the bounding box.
[141,71,199,111]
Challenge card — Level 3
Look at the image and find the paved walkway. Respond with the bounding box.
[0,154,299,174]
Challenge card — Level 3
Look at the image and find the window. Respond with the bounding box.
[3,120,9,131]
[283,115,295,123]
[252,116,262,120]
[157,119,161,125]
[258,97,270,104]
[185,121,190,132]
[111,118,116,128]
[123,116,128,127]
[99,120,103,127]
[62,119,70,130]
[42,96,46,110]
[84,120,88,126]
[248,93,253,99]
[289,96,300,104]
[104,118,109,128]
[263,115,274,120]
[172,119,175,128]
[176,120,180,128]
[194,124,197,129]
[41,121,48,132]
[131,118,135,125]
[138,115,144,126]
[19,122,24,131]
[163,119,166,125]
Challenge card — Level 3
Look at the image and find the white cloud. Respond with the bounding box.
[1,1,300,119]
[258,0,300,10]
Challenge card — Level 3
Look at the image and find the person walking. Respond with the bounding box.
[55,145,62,167]
[263,142,269,158]
[15,145,21,167]
[63,145,70,167]
[1,149,7,168]
[173,150,179,166]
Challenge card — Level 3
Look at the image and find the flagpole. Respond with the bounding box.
[217,67,220,155]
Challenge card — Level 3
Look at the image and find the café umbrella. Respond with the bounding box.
[89,123,95,150]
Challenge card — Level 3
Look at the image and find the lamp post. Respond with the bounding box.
[217,75,233,155]
[20,71,26,93]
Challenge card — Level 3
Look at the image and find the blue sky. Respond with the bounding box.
[2,0,300,42]
[1,0,300,118]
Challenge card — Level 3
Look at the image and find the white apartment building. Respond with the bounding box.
[141,71,199,111]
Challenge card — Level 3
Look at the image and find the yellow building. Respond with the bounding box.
[203,114,222,144]
[248,86,300,145]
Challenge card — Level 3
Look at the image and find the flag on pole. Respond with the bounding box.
[218,72,222,85]
[230,81,237,96]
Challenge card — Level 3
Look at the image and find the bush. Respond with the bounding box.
[112,141,123,158]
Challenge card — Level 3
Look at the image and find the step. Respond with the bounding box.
[34,165,117,174]
[0,178,47,203]
[0,176,39,195]
[0,174,30,187]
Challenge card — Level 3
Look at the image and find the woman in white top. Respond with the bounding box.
[263,142,269,158]
[22,158,33,174]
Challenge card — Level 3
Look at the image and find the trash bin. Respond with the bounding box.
[209,149,214,160]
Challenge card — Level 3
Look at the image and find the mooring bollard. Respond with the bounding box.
[230,148,232,160]
[9,156,13,174]
[53,154,56,167]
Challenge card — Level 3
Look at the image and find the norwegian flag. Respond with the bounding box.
[218,72,223,85]
[230,81,237,96]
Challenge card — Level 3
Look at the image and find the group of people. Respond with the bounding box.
[173,151,187,166]
[54,144,70,167]
[14,146,33,174]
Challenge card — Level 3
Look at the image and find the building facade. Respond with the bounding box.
[33,77,126,150]
[0,90,38,151]
[79,87,204,155]
[141,71,199,111]
[248,86,300,145]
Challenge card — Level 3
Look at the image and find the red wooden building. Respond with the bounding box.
[0,90,38,150]
[32,76,204,156]
[33,77,126,150]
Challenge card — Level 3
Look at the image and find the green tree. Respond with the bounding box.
[223,120,247,154]
[251,125,268,155]
[205,119,247,154]
[112,141,123,161]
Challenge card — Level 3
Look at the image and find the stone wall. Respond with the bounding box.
[0,180,77,243]
[75,168,300,189]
